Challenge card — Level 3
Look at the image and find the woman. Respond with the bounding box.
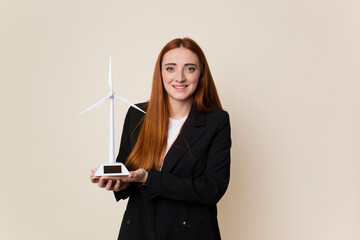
[90,38,231,240]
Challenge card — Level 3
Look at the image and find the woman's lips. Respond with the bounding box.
[173,85,188,91]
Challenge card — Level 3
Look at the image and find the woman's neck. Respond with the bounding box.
[168,99,192,120]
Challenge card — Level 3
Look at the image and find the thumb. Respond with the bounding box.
[129,170,139,178]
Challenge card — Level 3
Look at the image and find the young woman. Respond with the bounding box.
[90,38,231,240]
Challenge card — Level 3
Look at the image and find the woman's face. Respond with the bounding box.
[161,48,200,107]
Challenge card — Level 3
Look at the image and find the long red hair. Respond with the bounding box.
[125,38,222,171]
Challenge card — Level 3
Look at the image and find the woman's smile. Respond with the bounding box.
[172,84,189,90]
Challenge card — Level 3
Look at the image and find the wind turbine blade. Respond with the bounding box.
[108,56,113,92]
[79,95,111,115]
[114,95,146,114]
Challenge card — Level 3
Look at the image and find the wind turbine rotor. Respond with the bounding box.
[108,56,113,92]
[114,96,146,114]
[79,94,111,115]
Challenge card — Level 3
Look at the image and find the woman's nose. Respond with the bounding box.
[175,70,185,82]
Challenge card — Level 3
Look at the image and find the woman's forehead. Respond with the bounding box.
[162,48,199,65]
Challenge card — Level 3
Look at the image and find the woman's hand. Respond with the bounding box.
[90,169,130,192]
[90,168,148,191]
[126,168,148,183]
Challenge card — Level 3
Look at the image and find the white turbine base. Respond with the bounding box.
[94,162,129,176]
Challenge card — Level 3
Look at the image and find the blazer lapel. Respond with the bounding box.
[161,105,207,172]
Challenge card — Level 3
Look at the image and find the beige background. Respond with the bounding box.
[1,0,359,239]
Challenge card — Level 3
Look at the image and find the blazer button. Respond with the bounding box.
[126,219,132,225]
[182,220,191,228]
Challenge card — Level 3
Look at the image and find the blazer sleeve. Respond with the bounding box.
[113,105,143,201]
[142,111,231,205]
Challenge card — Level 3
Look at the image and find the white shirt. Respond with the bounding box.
[160,116,187,170]
[165,116,187,155]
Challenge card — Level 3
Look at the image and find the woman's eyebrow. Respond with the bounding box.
[163,63,198,66]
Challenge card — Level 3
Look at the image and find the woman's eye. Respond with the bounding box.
[186,67,196,72]
[166,67,174,72]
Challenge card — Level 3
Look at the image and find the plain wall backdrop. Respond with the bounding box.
[1,0,359,239]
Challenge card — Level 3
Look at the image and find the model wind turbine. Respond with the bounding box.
[80,57,146,176]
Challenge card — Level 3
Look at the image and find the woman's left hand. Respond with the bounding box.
[125,168,148,183]
[90,168,148,187]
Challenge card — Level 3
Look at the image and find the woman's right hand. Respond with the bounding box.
[90,169,130,192]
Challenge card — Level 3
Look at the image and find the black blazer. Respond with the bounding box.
[115,103,231,240]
